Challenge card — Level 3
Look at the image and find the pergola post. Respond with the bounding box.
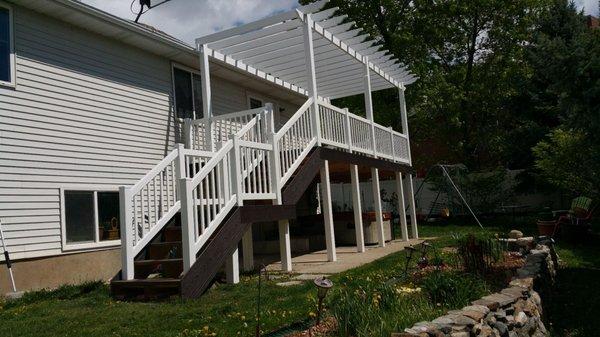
[371,168,385,247]
[199,44,214,151]
[320,160,336,261]
[398,86,411,164]
[350,164,365,252]
[398,86,418,238]
[242,227,254,272]
[225,246,240,284]
[278,220,292,272]
[303,13,321,145]
[364,57,376,156]
[406,174,419,239]
[395,172,409,241]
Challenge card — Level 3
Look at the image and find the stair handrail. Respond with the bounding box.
[180,109,274,271]
[273,98,317,187]
[119,146,185,280]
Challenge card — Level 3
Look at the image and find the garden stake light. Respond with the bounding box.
[418,241,431,268]
[255,265,269,337]
[404,245,417,277]
[313,277,333,326]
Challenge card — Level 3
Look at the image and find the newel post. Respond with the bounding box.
[183,118,193,149]
[119,186,134,280]
[344,108,352,152]
[230,133,244,206]
[266,103,282,204]
[179,178,196,272]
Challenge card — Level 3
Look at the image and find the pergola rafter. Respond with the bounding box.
[195,0,415,100]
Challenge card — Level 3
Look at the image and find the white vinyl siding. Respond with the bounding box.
[0,6,174,259]
[0,4,302,261]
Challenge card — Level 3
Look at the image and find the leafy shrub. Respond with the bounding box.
[454,232,504,275]
[420,271,488,308]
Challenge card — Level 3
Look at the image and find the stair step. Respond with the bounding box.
[163,226,182,242]
[134,258,183,279]
[147,242,182,260]
[111,278,180,300]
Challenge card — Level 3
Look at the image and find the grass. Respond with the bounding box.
[0,223,494,337]
[1,215,596,337]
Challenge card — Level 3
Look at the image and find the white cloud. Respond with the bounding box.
[81,0,300,45]
[575,0,599,16]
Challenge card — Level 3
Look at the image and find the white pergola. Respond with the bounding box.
[191,0,419,279]
[195,0,416,102]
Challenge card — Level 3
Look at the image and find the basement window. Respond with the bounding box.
[0,3,15,87]
[61,189,121,250]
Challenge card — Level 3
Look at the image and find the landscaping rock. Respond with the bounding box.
[395,238,557,337]
[508,230,523,239]
[514,312,528,327]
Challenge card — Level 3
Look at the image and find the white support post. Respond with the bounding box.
[303,14,321,145]
[371,168,385,247]
[395,172,409,241]
[364,58,376,156]
[199,44,214,151]
[398,87,412,165]
[278,220,292,272]
[389,126,395,161]
[183,118,193,149]
[320,160,336,262]
[267,104,282,204]
[119,186,134,280]
[225,247,240,284]
[405,173,419,239]
[350,165,365,253]
[242,227,254,272]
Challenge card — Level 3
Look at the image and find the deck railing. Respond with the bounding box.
[119,98,411,280]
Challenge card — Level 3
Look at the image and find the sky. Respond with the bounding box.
[82,0,599,46]
[81,0,300,44]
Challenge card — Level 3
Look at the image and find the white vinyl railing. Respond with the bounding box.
[274,98,317,187]
[317,100,410,163]
[120,98,411,280]
[180,112,276,270]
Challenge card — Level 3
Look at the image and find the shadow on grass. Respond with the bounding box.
[546,267,600,337]
[546,237,600,337]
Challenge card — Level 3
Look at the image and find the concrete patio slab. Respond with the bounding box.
[265,239,424,275]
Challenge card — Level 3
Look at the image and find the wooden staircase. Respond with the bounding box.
[110,149,322,300]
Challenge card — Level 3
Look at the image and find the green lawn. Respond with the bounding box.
[0,216,596,337]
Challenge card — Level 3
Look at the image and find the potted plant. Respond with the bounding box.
[536,207,556,236]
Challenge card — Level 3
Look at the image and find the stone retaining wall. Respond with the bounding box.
[393,238,558,337]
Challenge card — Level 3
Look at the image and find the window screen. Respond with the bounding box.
[0,8,10,83]
[174,67,193,119]
[98,192,120,241]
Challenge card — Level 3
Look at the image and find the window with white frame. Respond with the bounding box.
[0,2,14,87]
[62,189,121,249]
[173,65,203,120]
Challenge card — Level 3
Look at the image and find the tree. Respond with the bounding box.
[300,0,550,170]
[529,1,600,198]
